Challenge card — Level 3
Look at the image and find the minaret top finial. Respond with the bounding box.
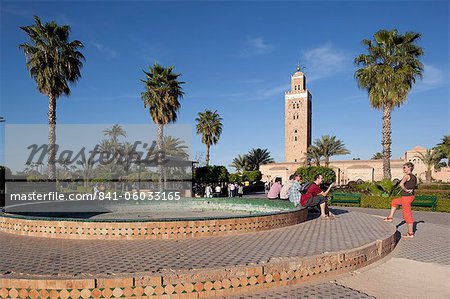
[297,62,300,71]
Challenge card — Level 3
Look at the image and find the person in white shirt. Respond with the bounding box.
[215,185,222,197]
[205,185,212,198]
[280,174,294,200]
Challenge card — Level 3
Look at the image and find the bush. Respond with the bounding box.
[243,170,262,183]
[417,183,450,190]
[229,173,241,183]
[194,165,229,184]
[416,190,450,200]
[359,195,450,213]
[296,166,336,185]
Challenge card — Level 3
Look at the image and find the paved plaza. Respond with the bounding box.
[225,207,450,299]
[0,207,448,298]
[0,210,392,279]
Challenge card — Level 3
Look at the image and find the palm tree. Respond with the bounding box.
[306,145,322,167]
[313,135,350,167]
[103,124,126,145]
[435,135,450,166]
[355,29,424,179]
[195,110,223,166]
[371,152,383,160]
[418,149,440,183]
[230,154,249,173]
[19,16,84,180]
[162,136,189,159]
[246,148,274,170]
[141,64,184,190]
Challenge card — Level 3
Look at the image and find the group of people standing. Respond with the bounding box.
[203,183,244,198]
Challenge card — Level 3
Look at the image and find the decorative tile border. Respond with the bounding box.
[0,229,398,298]
[0,209,308,240]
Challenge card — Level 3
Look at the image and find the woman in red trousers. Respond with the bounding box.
[383,162,417,238]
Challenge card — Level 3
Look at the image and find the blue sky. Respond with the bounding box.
[1,0,449,170]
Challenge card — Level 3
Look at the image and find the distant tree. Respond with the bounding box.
[246,148,274,170]
[19,16,85,179]
[371,152,383,160]
[140,64,184,190]
[435,135,450,166]
[418,149,441,183]
[306,145,322,167]
[195,110,223,166]
[355,29,424,179]
[103,124,127,145]
[162,136,189,159]
[230,154,249,173]
[194,165,229,184]
[313,135,350,167]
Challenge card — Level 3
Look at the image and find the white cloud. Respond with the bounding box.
[93,42,117,59]
[302,43,349,82]
[241,37,275,57]
[413,63,447,92]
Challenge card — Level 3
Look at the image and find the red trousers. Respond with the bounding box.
[391,196,415,224]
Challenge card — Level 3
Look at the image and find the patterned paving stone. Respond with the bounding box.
[0,211,394,279]
[226,282,375,299]
[232,208,449,299]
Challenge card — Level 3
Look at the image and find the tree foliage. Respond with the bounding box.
[195,110,223,166]
[194,165,229,184]
[295,166,336,185]
[355,29,424,179]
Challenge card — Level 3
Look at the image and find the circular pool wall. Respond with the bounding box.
[0,199,308,239]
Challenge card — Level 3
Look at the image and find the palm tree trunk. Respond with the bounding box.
[206,144,210,166]
[325,156,330,167]
[157,124,164,191]
[382,105,392,180]
[48,94,57,181]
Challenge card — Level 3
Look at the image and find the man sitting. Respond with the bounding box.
[288,173,302,206]
[301,174,335,219]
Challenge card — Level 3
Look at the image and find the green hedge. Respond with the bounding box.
[416,190,449,200]
[359,195,450,213]
[417,183,450,190]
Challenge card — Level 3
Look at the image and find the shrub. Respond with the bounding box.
[359,195,450,213]
[296,166,336,185]
[417,183,450,190]
[194,165,229,184]
[229,173,241,183]
[243,170,262,183]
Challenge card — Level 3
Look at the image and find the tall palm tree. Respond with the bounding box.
[141,64,184,190]
[230,154,249,173]
[355,29,424,179]
[313,135,350,167]
[371,152,383,160]
[19,16,84,180]
[195,110,223,166]
[418,149,440,183]
[246,148,274,170]
[306,145,322,167]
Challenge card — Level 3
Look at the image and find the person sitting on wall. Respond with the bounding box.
[301,174,336,219]
[288,173,302,206]
[267,177,282,200]
[280,174,294,200]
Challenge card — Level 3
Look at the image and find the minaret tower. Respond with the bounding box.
[284,64,312,162]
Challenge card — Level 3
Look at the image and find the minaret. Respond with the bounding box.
[284,64,312,162]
